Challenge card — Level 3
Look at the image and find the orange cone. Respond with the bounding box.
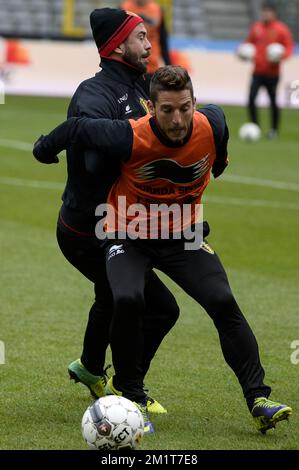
[6,40,30,65]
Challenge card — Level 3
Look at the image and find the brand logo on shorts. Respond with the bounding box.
[108,244,125,260]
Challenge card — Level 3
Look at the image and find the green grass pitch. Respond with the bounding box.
[0,95,298,450]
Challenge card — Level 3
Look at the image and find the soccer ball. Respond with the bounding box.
[81,395,144,450]
[238,123,261,142]
[266,43,285,63]
[237,42,256,61]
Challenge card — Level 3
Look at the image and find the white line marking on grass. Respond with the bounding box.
[221,174,299,192]
[0,176,64,190]
[1,140,298,192]
[204,195,299,211]
[1,176,298,211]
[0,341,5,365]
[0,138,33,151]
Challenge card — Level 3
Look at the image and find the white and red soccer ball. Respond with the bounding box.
[82,395,144,450]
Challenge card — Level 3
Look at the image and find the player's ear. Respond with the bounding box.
[147,100,155,117]
[193,96,196,111]
[114,43,125,54]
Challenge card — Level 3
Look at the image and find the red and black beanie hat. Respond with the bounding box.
[90,8,143,58]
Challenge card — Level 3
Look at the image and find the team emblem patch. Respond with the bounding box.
[200,241,214,254]
[139,98,150,114]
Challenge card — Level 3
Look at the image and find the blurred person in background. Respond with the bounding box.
[120,0,171,94]
[244,1,294,139]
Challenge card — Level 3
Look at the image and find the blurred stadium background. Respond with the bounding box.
[1,0,299,451]
[0,0,298,39]
[0,0,299,104]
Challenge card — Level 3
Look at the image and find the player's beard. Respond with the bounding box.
[122,47,149,73]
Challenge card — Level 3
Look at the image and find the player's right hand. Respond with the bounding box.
[212,158,228,178]
[33,135,59,164]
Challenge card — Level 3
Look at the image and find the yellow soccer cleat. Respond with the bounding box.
[68,359,108,398]
[106,377,167,414]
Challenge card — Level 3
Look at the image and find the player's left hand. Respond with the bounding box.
[33,135,59,164]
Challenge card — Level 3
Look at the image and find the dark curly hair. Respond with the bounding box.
[150,65,194,103]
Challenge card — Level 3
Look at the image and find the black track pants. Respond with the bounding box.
[105,238,271,404]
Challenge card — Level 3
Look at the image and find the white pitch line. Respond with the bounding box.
[221,174,299,192]
[1,139,299,192]
[0,138,33,151]
[204,195,299,211]
[0,176,298,211]
[0,176,64,191]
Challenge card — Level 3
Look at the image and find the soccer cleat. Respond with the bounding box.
[251,397,292,434]
[106,377,167,414]
[145,395,167,414]
[68,359,107,398]
[134,401,155,434]
[106,378,155,433]
[105,376,121,397]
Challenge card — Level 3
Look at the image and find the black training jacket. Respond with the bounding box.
[60,58,149,234]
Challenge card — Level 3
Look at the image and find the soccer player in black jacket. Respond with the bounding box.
[35,8,180,429]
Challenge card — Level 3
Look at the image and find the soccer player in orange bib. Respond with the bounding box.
[34,65,292,434]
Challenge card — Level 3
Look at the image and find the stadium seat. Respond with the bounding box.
[0,0,297,42]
